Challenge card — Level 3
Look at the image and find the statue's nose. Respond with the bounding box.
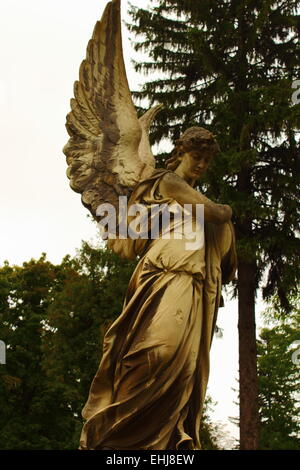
[198,162,206,169]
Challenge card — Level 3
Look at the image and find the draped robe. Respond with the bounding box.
[79,169,237,450]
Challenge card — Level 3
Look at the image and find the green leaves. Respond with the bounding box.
[257,297,300,449]
[0,244,136,449]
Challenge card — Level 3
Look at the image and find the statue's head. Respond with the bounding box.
[165,126,220,172]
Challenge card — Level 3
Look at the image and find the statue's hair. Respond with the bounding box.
[165,127,220,171]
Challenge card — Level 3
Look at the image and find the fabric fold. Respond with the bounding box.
[79,168,237,450]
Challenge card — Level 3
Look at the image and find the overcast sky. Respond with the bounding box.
[0,0,147,267]
[0,0,269,446]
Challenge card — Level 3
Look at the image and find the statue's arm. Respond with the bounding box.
[159,172,232,224]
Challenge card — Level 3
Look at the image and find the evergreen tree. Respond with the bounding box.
[128,0,300,449]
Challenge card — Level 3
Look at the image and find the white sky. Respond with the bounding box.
[0,0,267,447]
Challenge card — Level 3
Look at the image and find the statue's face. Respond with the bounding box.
[176,148,213,181]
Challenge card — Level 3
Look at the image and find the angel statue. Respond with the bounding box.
[63,0,237,451]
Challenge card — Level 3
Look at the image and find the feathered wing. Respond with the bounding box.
[138,104,163,169]
[63,0,159,221]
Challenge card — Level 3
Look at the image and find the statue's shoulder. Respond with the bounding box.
[128,168,176,205]
[141,167,173,182]
[135,168,175,191]
[157,170,189,193]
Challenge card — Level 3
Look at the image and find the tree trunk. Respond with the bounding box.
[238,260,259,449]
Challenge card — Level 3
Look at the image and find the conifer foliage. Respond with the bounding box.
[128,0,300,449]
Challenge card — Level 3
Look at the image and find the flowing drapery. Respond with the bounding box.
[79,169,237,450]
